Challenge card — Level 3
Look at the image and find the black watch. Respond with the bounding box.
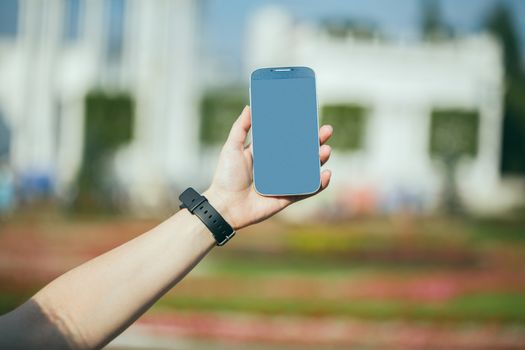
[179,187,235,246]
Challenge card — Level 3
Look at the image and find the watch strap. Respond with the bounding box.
[179,187,235,246]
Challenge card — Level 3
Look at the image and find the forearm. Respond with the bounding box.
[7,208,216,349]
[0,106,332,350]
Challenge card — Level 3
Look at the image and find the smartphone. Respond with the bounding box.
[250,66,321,196]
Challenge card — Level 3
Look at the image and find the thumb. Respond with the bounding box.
[225,106,251,149]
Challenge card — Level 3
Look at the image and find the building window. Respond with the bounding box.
[429,109,479,159]
[321,104,367,151]
[64,0,83,42]
[200,88,247,146]
[0,111,10,158]
[105,0,125,61]
[0,0,18,38]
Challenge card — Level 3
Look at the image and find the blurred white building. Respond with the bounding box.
[0,0,201,212]
[246,7,522,216]
[0,2,522,216]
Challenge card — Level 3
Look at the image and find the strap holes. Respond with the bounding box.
[213,220,216,223]
[204,210,208,214]
[208,215,212,218]
[199,206,203,210]
[191,199,195,202]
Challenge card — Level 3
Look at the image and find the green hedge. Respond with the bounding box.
[429,109,479,158]
[200,88,247,146]
[73,90,134,212]
[321,104,367,151]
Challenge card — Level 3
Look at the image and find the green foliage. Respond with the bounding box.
[486,4,521,77]
[200,88,247,146]
[82,91,133,164]
[486,3,525,174]
[429,109,479,158]
[421,0,453,40]
[74,90,134,212]
[321,104,367,151]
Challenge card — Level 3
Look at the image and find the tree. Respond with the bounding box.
[486,3,525,174]
[429,109,479,214]
[421,0,453,40]
[73,90,134,212]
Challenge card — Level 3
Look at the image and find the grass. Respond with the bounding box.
[197,255,452,278]
[1,214,524,327]
[469,218,525,242]
[0,292,33,315]
[155,293,525,323]
[3,289,524,326]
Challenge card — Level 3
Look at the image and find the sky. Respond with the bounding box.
[1,0,524,75]
[201,0,525,75]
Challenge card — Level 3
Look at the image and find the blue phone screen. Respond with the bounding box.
[251,75,320,195]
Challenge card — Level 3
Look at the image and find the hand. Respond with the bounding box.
[204,106,333,230]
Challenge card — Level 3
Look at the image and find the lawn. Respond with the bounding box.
[1,212,524,348]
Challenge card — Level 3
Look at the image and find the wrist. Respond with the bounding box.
[175,209,217,247]
[202,188,237,231]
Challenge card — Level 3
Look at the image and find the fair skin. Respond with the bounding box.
[0,106,333,350]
